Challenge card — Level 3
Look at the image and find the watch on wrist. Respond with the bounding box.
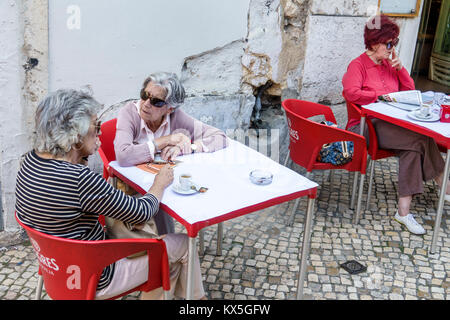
[191,143,197,153]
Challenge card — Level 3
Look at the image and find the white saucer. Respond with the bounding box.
[172,183,198,195]
[407,110,440,122]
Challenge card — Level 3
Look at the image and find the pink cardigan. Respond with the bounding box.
[114,101,229,166]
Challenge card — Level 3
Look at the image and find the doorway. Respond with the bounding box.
[412,0,450,93]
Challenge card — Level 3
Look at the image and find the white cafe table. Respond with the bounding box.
[360,102,450,254]
[109,139,318,299]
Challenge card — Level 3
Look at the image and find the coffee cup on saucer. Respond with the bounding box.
[179,174,193,191]
[418,103,431,118]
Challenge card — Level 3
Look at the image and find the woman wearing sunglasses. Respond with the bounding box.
[114,72,228,167]
[342,15,450,235]
[114,72,228,235]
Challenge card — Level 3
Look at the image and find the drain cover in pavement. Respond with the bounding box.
[340,260,367,275]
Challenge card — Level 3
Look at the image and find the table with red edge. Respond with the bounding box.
[360,102,450,254]
[108,139,318,299]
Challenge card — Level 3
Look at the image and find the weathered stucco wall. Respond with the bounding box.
[0,0,48,239]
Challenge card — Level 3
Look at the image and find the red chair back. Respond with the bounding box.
[98,118,117,179]
[16,214,170,300]
[345,101,395,161]
[282,99,367,173]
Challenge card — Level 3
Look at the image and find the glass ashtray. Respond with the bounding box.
[249,170,273,185]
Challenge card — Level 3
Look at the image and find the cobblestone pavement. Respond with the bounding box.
[1,158,448,300]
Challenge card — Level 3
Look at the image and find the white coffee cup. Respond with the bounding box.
[419,103,431,118]
[179,174,193,191]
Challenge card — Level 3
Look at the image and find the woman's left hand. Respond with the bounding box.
[161,145,182,161]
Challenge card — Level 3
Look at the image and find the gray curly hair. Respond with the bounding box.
[34,88,102,156]
[140,72,185,108]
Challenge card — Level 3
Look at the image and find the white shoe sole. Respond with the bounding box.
[394,217,426,235]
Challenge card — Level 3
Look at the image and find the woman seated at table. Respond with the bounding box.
[15,89,206,300]
[114,71,228,166]
[342,14,450,235]
[114,71,228,235]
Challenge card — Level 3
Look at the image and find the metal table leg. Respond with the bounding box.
[186,236,197,300]
[351,117,366,209]
[199,229,205,256]
[296,197,315,300]
[430,149,450,254]
[216,222,223,256]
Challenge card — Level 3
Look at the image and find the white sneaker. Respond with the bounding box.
[394,212,425,235]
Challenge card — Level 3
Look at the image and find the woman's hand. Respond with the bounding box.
[148,164,174,201]
[168,133,191,147]
[154,133,191,152]
[388,50,403,71]
[160,145,182,161]
[153,164,174,188]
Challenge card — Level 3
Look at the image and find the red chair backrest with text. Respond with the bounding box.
[16,213,170,300]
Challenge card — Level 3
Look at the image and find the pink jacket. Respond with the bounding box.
[114,101,229,166]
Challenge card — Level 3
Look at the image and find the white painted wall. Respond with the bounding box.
[49,0,251,107]
[0,0,23,231]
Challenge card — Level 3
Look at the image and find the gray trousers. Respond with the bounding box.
[349,119,445,197]
[154,208,175,235]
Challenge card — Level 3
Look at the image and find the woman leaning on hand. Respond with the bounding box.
[15,89,206,300]
[342,14,450,235]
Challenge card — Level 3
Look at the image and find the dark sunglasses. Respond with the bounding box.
[140,91,168,108]
[385,38,399,50]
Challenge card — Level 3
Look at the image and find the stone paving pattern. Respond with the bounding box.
[1,158,448,300]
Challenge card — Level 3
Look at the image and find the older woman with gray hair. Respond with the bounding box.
[114,72,228,235]
[114,72,228,166]
[15,88,206,300]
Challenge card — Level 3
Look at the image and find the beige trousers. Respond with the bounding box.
[96,232,205,300]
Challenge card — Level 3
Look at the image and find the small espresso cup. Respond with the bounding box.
[419,103,431,118]
[179,174,193,191]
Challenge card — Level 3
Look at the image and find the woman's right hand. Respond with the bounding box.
[148,164,174,201]
[153,164,174,188]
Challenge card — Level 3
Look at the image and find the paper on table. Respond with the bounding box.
[379,90,422,105]
[136,162,177,174]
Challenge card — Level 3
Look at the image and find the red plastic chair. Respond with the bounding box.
[16,213,170,300]
[345,100,395,210]
[98,118,117,180]
[282,99,368,225]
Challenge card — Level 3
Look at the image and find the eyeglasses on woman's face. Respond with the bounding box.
[140,91,168,108]
[385,38,399,50]
[94,120,102,136]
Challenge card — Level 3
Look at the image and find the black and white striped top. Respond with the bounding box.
[15,150,159,290]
